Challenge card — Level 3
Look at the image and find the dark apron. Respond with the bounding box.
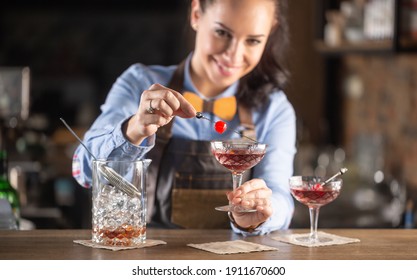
[145,62,256,229]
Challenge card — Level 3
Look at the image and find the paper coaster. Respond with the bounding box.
[73,239,166,251]
[270,231,360,248]
[187,240,278,255]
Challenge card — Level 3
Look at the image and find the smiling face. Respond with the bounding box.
[190,0,277,97]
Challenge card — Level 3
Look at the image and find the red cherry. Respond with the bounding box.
[214,121,227,134]
[312,183,322,191]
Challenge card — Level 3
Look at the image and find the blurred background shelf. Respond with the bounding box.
[316,0,417,54]
[314,39,396,54]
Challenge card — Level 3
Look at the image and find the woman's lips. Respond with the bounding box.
[214,59,241,77]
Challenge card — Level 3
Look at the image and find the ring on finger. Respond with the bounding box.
[146,99,156,114]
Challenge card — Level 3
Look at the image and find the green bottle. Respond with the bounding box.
[0,148,20,229]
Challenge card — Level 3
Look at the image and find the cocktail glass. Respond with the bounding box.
[289,176,342,244]
[210,140,267,213]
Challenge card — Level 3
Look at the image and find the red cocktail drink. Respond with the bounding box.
[212,150,265,173]
[290,188,340,207]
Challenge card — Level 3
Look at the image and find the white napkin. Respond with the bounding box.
[270,231,360,247]
[187,240,278,254]
[73,239,166,251]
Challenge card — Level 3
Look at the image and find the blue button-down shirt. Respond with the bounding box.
[72,54,297,236]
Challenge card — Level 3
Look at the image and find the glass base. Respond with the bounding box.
[295,235,333,244]
[215,205,257,213]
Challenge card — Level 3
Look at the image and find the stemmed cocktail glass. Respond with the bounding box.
[210,140,267,213]
[289,176,342,245]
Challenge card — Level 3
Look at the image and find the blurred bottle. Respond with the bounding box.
[0,137,20,229]
[401,0,417,40]
[404,199,414,229]
[0,198,18,230]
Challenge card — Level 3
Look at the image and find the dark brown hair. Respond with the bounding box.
[198,0,290,109]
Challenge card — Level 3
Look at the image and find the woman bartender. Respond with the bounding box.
[72,0,296,235]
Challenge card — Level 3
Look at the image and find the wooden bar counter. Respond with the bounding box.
[0,229,416,260]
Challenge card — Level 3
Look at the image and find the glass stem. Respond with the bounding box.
[231,172,243,209]
[231,172,243,191]
[308,206,320,242]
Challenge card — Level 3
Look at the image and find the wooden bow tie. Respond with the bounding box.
[183,92,237,121]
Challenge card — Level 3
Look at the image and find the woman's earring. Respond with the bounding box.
[192,23,198,30]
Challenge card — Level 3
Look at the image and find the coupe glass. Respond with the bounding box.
[210,140,267,213]
[289,176,342,244]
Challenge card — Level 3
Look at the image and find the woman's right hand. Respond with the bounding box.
[123,83,196,145]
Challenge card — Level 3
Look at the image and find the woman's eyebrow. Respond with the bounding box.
[215,22,266,38]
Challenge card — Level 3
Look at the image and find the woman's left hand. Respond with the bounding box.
[227,178,273,230]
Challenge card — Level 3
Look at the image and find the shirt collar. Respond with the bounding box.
[183,53,239,100]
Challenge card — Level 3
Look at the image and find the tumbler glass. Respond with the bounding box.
[92,159,150,246]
